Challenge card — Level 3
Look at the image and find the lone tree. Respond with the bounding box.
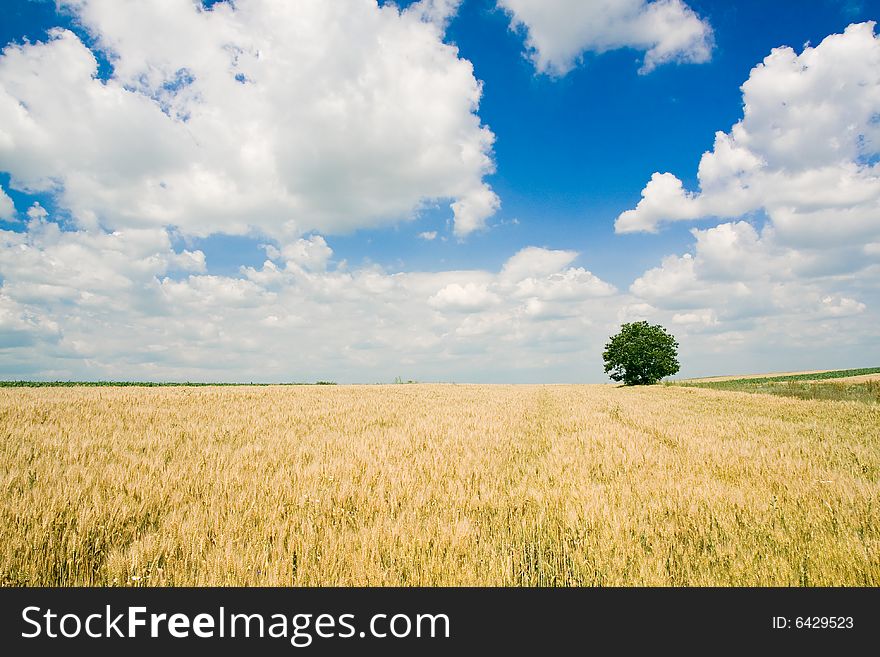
[603,321,680,385]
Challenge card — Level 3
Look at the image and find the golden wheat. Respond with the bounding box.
[1,384,877,586]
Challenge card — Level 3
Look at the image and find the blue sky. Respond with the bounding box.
[0,0,878,382]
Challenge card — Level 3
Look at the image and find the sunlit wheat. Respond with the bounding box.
[1,384,877,586]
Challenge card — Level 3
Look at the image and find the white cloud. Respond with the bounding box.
[671,310,717,327]
[617,22,880,243]
[629,220,878,349]
[278,235,333,273]
[418,230,438,241]
[616,302,657,323]
[0,215,625,380]
[451,183,501,237]
[615,172,701,233]
[499,246,578,281]
[26,202,47,222]
[498,0,713,75]
[0,214,206,309]
[819,295,866,318]
[2,208,876,380]
[429,282,501,312]
[512,267,616,301]
[632,220,870,306]
[0,293,60,347]
[0,185,13,220]
[0,0,498,240]
[406,0,463,30]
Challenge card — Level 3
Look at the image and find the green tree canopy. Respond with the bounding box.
[603,321,680,385]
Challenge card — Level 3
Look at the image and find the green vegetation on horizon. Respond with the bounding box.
[685,366,880,385]
[675,367,880,404]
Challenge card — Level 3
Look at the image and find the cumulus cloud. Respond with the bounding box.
[277,235,333,273]
[26,203,47,222]
[499,246,578,281]
[0,185,14,220]
[511,268,616,301]
[498,0,713,75]
[617,22,880,240]
[1,207,875,380]
[406,0,463,30]
[429,282,501,312]
[0,0,498,240]
[0,293,60,348]
[819,295,866,318]
[615,172,701,233]
[0,213,205,309]
[632,223,795,319]
[450,183,502,237]
[0,205,622,380]
[627,219,879,365]
[671,310,717,327]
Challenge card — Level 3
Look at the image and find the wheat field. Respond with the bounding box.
[1,384,877,586]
